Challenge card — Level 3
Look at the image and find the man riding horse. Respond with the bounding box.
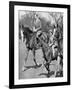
[20,14,43,67]
[20,14,63,77]
[36,25,63,77]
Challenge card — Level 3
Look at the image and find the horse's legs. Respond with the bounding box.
[25,49,29,63]
[32,49,39,66]
[41,48,49,74]
[42,52,51,76]
[21,49,29,71]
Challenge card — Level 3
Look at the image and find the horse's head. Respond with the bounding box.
[20,24,34,42]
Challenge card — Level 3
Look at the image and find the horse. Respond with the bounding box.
[20,23,63,77]
[37,27,63,77]
[20,24,43,67]
[37,35,55,75]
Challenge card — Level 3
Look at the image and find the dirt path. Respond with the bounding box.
[19,40,61,79]
[19,40,48,79]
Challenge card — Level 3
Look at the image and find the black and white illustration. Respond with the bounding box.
[19,11,63,79]
[9,2,70,88]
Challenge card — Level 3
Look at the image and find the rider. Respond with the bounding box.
[32,14,42,32]
[48,25,58,58]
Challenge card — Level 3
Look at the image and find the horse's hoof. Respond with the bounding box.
[21,67,26,72]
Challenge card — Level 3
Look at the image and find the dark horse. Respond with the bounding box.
[20,24,42,66]
[37,27,63,77]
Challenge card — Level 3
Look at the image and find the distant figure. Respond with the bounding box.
[48,27,58,58]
